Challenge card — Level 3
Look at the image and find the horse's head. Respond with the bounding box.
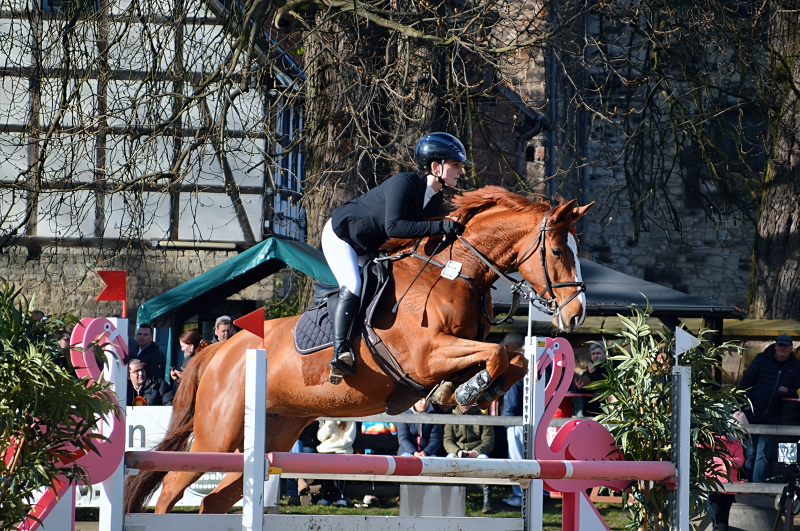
[516,199,593,332]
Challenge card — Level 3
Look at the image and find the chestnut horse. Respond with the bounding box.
[125,186,593,514]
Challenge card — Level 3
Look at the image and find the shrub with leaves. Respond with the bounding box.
[0,279,118,531]
[589,308,748,531]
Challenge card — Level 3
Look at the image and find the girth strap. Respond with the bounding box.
[360,264,432,414]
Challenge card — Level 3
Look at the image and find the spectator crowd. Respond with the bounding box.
[53,313,238,408]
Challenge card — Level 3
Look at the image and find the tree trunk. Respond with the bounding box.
[298,14,447,306]
[749,1,800,319]
[299,15,376,303]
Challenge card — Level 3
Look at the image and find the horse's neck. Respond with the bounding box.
[440,211,540,290]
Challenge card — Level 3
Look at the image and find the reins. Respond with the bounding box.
[385,213,585,320]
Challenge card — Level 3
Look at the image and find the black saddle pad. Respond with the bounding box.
[293,307,334,354]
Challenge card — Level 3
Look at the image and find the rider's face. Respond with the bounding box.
[432,160,464,187]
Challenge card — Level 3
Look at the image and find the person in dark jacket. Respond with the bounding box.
[739,334,800,482]
[444,404,496,513]
[321,132,472,384]
[128,324,167,381]
[127,359,174,406]
[397,398,443,457]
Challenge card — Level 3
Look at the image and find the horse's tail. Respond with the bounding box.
[123,344,220,513]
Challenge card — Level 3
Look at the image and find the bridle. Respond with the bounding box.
[455,215,586,321]
[387,213,586,326]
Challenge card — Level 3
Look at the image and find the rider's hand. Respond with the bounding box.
[779,386,789,393]
[441,219,465,238]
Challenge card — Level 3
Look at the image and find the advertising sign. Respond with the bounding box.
[76,406,237,507]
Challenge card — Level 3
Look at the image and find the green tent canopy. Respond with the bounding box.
[137,237,335,329]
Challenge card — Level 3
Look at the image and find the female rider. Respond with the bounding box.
[321,132,471,384]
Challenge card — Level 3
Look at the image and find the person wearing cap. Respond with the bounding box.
[739,334,800,482]
[321,132,473,385]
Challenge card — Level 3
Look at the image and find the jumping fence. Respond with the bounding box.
[25,305,692,531]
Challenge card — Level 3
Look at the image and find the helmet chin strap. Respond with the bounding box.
[436,159,447,188]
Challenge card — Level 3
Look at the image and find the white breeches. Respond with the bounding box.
[321,219,362,295]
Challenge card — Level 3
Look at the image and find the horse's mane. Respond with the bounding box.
[449,186,547,223]
[382,186,570,253]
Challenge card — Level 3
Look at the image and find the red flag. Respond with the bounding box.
[96,271,126,301]
[97,270,127,318]
[234,308,265,339]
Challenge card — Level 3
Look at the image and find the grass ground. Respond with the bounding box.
[277,485,631,530]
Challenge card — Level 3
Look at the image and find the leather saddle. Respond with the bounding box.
[292,258,433,414]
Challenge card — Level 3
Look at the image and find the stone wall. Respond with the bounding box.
[0,245,276,320]
[576,189,752,311]
[499,14,756,311]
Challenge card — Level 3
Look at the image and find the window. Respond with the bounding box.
[42,0,99,13]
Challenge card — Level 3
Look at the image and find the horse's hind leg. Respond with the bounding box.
[200,416,315,514]
[155,471,204,513]
[155,433,241,513]
[201,471,244,513]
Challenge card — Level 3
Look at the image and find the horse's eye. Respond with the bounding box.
[552,248,563,258]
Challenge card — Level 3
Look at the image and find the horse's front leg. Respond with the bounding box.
[431,350,528,407]
[475,351,528,409]
[419,335,509,407]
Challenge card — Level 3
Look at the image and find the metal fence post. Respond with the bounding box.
[670,365,691,531]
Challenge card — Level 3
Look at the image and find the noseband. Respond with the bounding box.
[457,215,586,319]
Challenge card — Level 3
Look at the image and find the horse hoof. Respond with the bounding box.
[455,369,492,406]
[428,381,456,405]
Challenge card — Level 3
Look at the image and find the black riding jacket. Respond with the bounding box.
[739,344,800,421]
[331,173,446,255]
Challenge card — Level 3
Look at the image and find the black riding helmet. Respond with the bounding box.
[414,132,474,173]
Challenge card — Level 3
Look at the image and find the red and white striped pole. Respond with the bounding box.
[125,451,676,484]
[269,453,676,482]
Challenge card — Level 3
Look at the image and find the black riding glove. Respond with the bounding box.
[441,220,466,239]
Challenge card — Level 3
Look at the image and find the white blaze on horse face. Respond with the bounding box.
[567,233,586,326]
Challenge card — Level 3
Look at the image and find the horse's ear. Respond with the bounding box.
[548,199,578,224]
[572,201,595,222]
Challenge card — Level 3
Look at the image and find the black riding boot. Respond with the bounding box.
[329,286,360,385]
